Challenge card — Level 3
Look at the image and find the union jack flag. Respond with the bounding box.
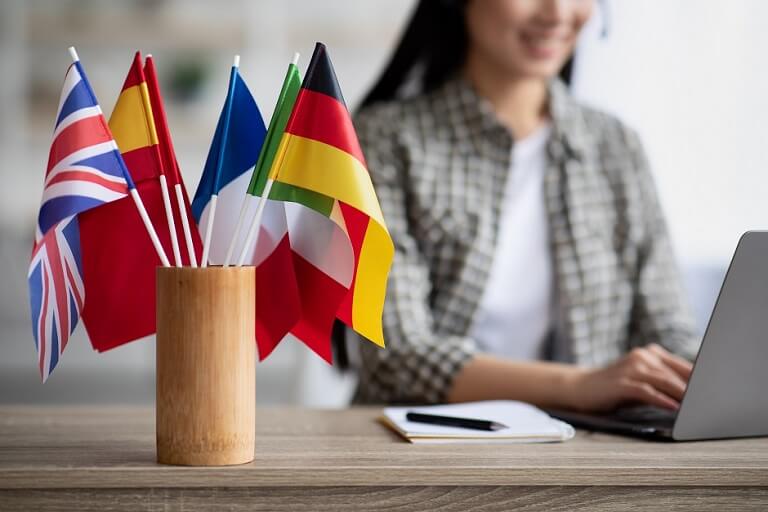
[28,55,130,381]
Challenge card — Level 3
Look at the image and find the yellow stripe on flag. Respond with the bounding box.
[108,83,159,154]
[274,134,388,229]
[272,131,394,348]
[351,222,394,347]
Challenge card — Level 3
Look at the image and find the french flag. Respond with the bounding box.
[192,62,267,264]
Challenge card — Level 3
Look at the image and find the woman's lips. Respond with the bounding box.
[520,32,571,60]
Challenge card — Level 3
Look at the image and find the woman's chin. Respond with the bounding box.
[509,60,567,81]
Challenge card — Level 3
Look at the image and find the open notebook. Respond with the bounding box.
[381,400,575,444]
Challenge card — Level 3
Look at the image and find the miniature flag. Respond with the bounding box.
[79,51,198,351]
[191,62,267,265]
[270,42,394,362]
[144,55,202,267]
[234,60,302,360]
[29,54,130,381]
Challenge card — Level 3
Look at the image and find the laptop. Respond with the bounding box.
[548,231,768,441]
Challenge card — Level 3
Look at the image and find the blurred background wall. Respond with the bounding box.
[1,0,764,406]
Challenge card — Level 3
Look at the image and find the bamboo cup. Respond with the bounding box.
[155,266,255,466]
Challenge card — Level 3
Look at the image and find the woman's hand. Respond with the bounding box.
[447,345,693,412]
[565,344,693,412]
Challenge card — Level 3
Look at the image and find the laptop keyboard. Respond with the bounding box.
[611,405,678,427]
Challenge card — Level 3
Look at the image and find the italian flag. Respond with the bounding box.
[191,61,300,361]
[232,60,303,360]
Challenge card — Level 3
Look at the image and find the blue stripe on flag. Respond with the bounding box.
[39,196,103,236]
[55,78,97,128]
[28,263,43,351]
[191,71,266,222]
[69,292,78,335]
[49,317,59,373]
[72,150,126,180]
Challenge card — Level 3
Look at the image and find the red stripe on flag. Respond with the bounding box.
[64,262,83,318]
[31,240,44,260]
[47,170,128,194]
[47,116,112,173]
[45,232,69,347]
[255,235,301,361]
[335,202,370,327]
[120,52,146,91]
[121,145,161,183]
[290,252,349,364]
[286,89,366,166]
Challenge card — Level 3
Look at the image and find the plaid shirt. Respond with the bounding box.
[351,76,699,404]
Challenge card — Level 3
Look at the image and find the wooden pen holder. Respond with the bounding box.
[155,266,255,466]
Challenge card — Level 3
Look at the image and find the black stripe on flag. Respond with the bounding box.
[302,42,347,108]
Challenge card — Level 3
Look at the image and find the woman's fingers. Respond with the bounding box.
[623,381,680,411]
[577,345,692,413]
[637,368,687,402]
[646,343,693,380]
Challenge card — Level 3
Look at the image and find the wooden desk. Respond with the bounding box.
[1,406,767,511]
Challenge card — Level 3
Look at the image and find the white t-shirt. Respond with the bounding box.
[468,123,554,361]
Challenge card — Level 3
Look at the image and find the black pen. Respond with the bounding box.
[405,412,508,431]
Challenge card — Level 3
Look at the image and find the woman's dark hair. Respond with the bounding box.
[359,0,575,110]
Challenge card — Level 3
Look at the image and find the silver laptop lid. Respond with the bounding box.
[673,231,768,440]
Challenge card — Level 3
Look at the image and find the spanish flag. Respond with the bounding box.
[270,42,394,362]
[79,51,201,351]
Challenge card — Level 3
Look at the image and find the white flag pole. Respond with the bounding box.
[158,172,182,266]
[130,189,172,267]
[233,52,300,268]
[201,54,240,268]
[67,46,80,63]
[68,46,170,268]
[200,194,217,268]
[146,54,182,267]
[174,183,198,267]
[236,179,273,267]
[222,194,254,267]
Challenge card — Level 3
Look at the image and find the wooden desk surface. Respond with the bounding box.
[1,405,767,511]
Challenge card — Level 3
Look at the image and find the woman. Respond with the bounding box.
[351,0,699,411]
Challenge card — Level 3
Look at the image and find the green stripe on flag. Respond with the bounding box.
[245,59,335,218]
[269,181,335,217]
[247,62,302,197]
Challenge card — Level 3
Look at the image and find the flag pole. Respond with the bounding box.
[222,193,252,267]
[225,52,300,267]
[235,52,300,268]
[146,53,183,267]
[158,176,181,265]
[68,46,171,268]
[236,180,273,267]
[174,184,198,267]
[201,54,240,268]
[145,54,198,267]
[129,187,172,267]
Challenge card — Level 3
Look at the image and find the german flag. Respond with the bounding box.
[269,42,393,361]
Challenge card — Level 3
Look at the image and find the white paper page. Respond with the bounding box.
[383,400,574,441]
